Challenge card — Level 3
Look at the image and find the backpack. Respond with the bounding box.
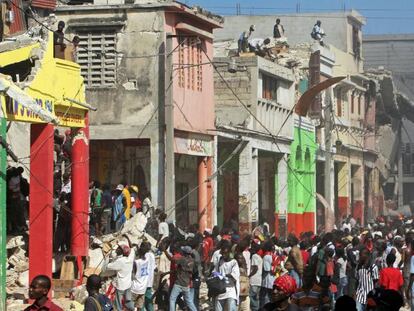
[90,294,113,311]
[206,275,226,297]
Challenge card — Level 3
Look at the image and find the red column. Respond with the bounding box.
[198,157,208,233]
[71,113,89,257]
[206,157,213,229]
[29,124,54,285]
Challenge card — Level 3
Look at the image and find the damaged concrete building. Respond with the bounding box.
[213,10,382,232]
[56,1,223,230]
[213,55,296,234]
[364,35,414,214]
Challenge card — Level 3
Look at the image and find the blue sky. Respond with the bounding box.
[184,0,414,34]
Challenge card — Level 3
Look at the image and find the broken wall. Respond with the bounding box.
[55,8,165,139]
[214,56,256,128]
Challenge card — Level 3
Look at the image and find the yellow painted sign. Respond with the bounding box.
[0,31,87,128]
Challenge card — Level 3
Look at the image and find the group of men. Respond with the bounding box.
[237,18,326,57]
[25,211,414,311]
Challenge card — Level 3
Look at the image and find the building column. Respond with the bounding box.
[0,118,7,309]
[337,162,349,222]
[71,114,89,257]
[29,124,54,285]
[239,143,258,233]
[150,137,164,209]
[206,156,214,229]
[276,155,288,239]
[198,157,208,232]
[351,165,364,225]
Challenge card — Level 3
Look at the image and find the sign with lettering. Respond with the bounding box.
[3,95,85,128]
[174,134,213,156]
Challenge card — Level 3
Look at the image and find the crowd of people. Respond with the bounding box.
[26,208,414,311]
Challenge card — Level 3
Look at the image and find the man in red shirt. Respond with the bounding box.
[24,275,63,311]
[379,253,403,292]
[202,229,214,273]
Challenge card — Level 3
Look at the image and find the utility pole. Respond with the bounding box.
[397,121,404,210]
[165,34,175,221]
[324,89,335,231]
[0,117,6,310]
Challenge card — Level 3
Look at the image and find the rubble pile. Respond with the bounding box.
[5,212,156,309]
[277,43,312,81]
[6,235,30,307]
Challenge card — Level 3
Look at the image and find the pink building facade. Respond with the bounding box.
[56,2,222,230]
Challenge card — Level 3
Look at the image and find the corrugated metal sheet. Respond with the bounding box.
[31,0,56,9]
[8,0,26,35]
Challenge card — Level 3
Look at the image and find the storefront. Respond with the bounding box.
[174,131,214,231]
[286,116,317,235]
[0,30,88,303]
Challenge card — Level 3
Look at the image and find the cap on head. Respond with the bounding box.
[119,244,131,256]
[116,184,124,191]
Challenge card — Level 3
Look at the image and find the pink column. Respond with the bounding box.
[29,124,54,286]
[206,157,213,229]
[198,157,208,233]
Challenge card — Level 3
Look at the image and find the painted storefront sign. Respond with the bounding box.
[175,134,213,156]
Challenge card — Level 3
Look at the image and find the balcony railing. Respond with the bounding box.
[256,98,292,138]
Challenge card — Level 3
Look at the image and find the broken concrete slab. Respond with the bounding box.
[6,236,25,249]
[88,248,104,270]
[17,270,29,288]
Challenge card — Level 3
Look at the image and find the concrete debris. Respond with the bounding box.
[5,212,157,307]
[120,212,148,243]
[6,236,25,249]
[88,248,104,270]
[91,236,104,247]
[71,284,88,305]
[17,270,29,288]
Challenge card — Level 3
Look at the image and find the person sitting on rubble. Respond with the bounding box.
[24,275,63,311]
[238,24,255,54]
[311,20,326,46]
[273,18,285,39]
[84,274,113,311]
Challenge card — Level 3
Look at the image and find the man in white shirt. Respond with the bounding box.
[143,242,156,311]
[260,241,275,308]
[248,38,271,53]
[157,212,169,247]
[249,243,263,311]
[213,241,240,311]
[131,245,150,309]
[105,242,135,311]
[311,20,325,46]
